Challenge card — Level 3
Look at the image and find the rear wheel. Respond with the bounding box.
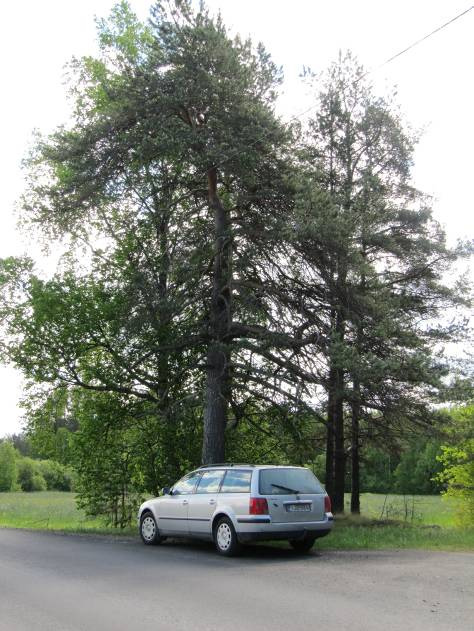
[289,535,316,553]
[140,511,166,545]
[214,517,242,557]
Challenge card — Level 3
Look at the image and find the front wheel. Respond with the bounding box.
[289,535,316,553]
[140,511,166,545]
[214,517,242,557]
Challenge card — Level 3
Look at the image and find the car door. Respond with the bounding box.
[157,471,201,535]
[187,469,225,536]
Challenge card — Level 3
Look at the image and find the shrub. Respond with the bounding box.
[0,441,18,491]
[360,447,397,494]
[17,458,47,492]
[438,442,474,527]
[395,440,443,495]
[37,459,75,491]
[437,405,474,526]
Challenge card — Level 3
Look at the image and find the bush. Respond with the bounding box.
[31,473,47,492]
[0,441,18,491]
[37,459,75,491]
[360,447,397,494]
[17,458,47,492]
[394,439,443,495]
[312,454,326,483]
[437,405,474,526]
[438,444,474,526]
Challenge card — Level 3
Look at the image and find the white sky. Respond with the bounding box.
[0,0,472,436]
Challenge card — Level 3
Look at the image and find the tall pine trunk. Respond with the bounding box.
[150,181,174,492]
[326,372,345,512]
[350,377,361,514]
[351,255,365,514]
[331,110,354,513]
[325,365,336,499]
[202,167,232,464]
[331,306,346,513]
[350,242,366,514]
[333,366,345,512]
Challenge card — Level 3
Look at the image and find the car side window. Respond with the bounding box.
[172,472,201,495]
[220,470,252,493]
[195,470,225,494]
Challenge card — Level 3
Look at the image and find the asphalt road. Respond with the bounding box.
[0,529,472,631]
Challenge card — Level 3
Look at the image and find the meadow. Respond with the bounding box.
[346,493,457,527]
[0,491,130,535]
[1,491,473,550]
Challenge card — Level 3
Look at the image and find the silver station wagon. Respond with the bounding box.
[138,464,333,556]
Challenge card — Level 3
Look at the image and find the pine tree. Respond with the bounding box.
[3,1,300,466]
[293,52,470,511]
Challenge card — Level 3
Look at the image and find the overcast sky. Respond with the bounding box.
[0,0,472,437]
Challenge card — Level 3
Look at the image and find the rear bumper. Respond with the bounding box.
[236,513,333,543]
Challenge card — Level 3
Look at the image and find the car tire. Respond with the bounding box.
[289,535,316,553]
[214,517,242,557]
[139,511,166,545]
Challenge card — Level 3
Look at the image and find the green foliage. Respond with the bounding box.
[1,434,75,493]
[226,408,322,467]
[71,390,202,527]
[36,460,76,492]
[17,458,47,492]
[359,447,397,494]
[23,389,76,465]
[311,454,326,483]
[437,405,474,526]
[356,438,444,496]
[394,439,443,495]
[7,433,33,457]
[0,441,18,491]
[74,430,143,529]
[96,0,153,65]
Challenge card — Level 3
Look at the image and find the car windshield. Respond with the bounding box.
[259,468,324,495]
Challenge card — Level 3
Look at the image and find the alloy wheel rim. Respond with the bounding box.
[142,515,156,541]
[217,523,232,550]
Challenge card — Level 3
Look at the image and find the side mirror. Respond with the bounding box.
[162,486,171,496]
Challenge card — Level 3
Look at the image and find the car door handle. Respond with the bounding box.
[182,500,188,505]
[209,499,216,505]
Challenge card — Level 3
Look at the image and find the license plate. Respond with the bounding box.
[286,503,311,512]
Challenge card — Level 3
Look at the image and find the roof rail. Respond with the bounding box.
[198,463,254,469]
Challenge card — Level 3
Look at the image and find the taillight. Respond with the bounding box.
[324,495,332,513]
[249,497,269,515]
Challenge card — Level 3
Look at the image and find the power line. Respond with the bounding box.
[381,4,473,67]
[213,4,474,171]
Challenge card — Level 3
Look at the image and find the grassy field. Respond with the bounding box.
[0,491,133,535]
[1,491,473,550]
[345,493,457,527]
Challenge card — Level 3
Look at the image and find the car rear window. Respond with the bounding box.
[259,468,324,495]
[220,470,252,493]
